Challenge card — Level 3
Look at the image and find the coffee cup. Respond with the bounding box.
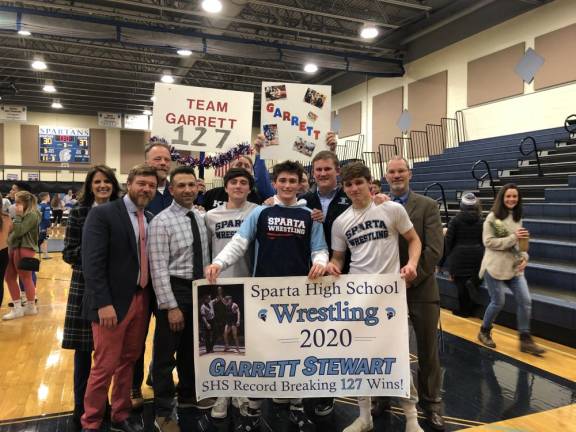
[518,236,530,252]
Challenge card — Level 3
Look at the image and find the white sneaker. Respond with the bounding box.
[343,416,373,432]
[24,303,38,316]
[211,397,229,418]
[3,304,24,320]
[405,417,424,432]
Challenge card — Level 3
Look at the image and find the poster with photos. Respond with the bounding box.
[260,82,331,160]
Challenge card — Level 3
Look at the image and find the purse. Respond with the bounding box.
[18,256,40,272]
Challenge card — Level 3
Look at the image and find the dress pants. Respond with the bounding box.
[153,303,196,417]
[408,301,442,413]
[82,289,150,430]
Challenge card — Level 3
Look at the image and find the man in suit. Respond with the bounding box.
[385,156,445,430]
[132,138,174,408]
[81,164,158,432]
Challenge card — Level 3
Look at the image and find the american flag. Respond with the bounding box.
[214,162,229,177]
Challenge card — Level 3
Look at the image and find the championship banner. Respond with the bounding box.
[193,274,410,400]
[152,83,254,152]
[260,82,332,160]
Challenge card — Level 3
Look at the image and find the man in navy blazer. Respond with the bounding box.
[81,164,158,432]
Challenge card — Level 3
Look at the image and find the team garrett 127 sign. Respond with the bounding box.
[151,83,254,152]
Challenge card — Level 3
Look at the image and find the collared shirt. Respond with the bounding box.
[148,200,210,309]
[390,190,410,206]
[317,186,339,217]
[123,194,149,284]
[123,194,148,245]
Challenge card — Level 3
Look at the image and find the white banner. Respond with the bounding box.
[124,114,149,130]
[152,83,254,152]
[0,105,27,121]
[193,274,410,400]
[260,82,331,160]
[98,112,122,128]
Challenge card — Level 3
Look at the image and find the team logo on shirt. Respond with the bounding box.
[215,219,243,239]
[345,220,389,246]
[267,217,306,236]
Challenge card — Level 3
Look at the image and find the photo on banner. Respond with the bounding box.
[260,82,331,160]
[193,274,410,400]
[152,83,254,152]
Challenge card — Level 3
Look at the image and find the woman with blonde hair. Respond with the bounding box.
[2,190,40,320]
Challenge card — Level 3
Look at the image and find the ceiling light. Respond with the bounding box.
[18,30,31,36]
[150,96,156,102]
[51,99,63,109]
[360,24,379,39]
[43,80,56,93]
[31,60,47,70]
[177,49,193,57]
[161,73,174,84]
[304,63,318,73]
[202,0,223,13]
[143,109,152,116]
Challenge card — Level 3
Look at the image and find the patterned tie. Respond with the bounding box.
[136,209,148,288]
[187,211,204,280]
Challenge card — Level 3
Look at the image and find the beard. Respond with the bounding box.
[128,190,153,208]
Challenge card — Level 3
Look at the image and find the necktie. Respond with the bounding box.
[187,211,204,280]
[136,210,148,288]
[393,196,403,205]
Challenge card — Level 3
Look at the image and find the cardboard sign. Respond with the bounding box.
[152,83,254,152]
[260,83,332,160]
[193,274,410,399]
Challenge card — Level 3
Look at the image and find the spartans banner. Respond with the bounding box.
[193,274,410,400]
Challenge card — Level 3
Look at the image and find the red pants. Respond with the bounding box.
[5,247,36,302]
[81,289,149,429]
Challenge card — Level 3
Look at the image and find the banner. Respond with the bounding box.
[152,83,254,152]
[98,112,122,128]
[0,105,27,121]
[193,274,410,400]
[260,82,331,160]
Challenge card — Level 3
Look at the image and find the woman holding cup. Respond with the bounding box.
[477,183,545,355]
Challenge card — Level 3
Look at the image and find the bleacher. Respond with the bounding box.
[352,120,576,347]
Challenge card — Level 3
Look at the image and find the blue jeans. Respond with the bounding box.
[482,272,532,333]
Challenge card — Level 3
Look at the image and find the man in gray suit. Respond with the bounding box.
[385,156,445,430]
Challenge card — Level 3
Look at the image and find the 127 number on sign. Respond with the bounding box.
[300,328,352,348]
[172,126,231,148]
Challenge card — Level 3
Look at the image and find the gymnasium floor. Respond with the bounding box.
[0,242,574,431]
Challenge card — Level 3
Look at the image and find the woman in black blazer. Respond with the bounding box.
[62,165,121,429]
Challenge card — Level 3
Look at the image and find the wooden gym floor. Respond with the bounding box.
[0,245,574,431]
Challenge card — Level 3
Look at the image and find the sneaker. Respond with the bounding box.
[2,304,24,320]
[520,334,546,356]
[24,303,38,316]
[313,399,334,416]
[477,329,496,348]
[155,416,181,432]
[289,409,316,432]
[211,397,229,419]
[42,256,52,260]
[343,416,373,432]
[235,415,261,432]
